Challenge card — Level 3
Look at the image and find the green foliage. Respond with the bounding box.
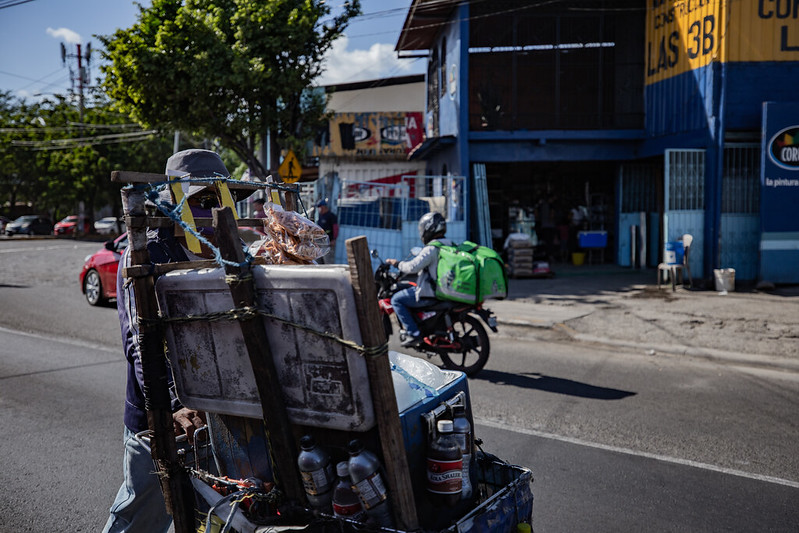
[99,0,360,177]
[0,90,174,222]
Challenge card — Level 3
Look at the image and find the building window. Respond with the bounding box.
[468,0,644,131]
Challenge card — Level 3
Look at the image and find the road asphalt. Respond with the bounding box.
[4,234,797,373]
[490,264,799,373]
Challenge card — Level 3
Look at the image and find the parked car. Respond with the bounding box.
[80,234,128,306]
[54,215,91,236]
[5,215,53,236]
[94,216,124,235]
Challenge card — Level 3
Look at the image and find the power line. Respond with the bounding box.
[10,129,159,150]
[0,0,36,9]
[0,123,143,133]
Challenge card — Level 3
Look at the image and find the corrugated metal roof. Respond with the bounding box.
[395,0,460,53]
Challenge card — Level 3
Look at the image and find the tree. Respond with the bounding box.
[0,90,175,222]
[99,0,361,178]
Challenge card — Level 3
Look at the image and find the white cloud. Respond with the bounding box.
[46,27,82,44]
[316,36,421,86]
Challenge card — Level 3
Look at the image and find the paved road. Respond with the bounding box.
[1,238,797,531]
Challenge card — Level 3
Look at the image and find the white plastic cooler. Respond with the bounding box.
[154,264,375,432]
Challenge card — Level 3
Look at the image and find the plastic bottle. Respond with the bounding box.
[427,419,463,507]
[297,435,335,512]
[347,439,394,528]
[332,461,366,523]
[452,404,473,500]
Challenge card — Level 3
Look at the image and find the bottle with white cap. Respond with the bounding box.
[332,461,366,523]
[426,419,463,507]
[452,404,473,500]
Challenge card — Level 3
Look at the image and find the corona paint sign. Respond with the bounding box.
[760,102,799,283]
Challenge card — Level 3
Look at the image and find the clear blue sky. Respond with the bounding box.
[0,0,425,101]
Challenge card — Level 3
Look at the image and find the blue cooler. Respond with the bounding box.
[397,368,474,529]
[578,230,608,248]
[664,241,685,265]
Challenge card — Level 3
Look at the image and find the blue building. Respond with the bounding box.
[396,0,799,284]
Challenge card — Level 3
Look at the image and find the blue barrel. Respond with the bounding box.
[664,241,684,265]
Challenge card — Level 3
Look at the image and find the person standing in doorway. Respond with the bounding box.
[316,199,338,264]
[252,197,268,236]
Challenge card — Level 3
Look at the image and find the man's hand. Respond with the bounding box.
[172,408,206,444]
[386,258,399,267]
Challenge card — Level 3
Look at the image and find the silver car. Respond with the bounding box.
[94,216,124,235]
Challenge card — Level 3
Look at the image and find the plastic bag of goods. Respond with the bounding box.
[264,203,329,261]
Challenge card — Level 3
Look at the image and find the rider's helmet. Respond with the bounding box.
[418,211,447,244]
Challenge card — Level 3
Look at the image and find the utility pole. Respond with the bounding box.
[60,42,91,122]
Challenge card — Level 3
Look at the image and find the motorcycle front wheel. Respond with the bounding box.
[439,315,490,376]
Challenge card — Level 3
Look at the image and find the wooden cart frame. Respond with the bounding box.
[112,170,418,532]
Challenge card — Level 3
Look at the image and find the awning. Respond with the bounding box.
[407,135,456,161]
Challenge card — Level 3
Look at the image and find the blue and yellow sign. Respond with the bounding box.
[645,0,723,85]
[646,0,799,86]
[727,0,799,62]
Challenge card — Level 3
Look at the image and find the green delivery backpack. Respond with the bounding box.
[430,240,508,304]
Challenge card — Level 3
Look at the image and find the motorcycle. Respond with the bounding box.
[371,249,498,377]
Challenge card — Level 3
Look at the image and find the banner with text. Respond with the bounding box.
[761,102,799,232]
[645,0,724,85]
[646,1,799,86]
[312,112,424,158]
[726,0,799,62]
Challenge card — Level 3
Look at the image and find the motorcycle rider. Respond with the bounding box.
[385,211,452,347]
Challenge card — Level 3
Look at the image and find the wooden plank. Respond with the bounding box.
[212,206,305,506]
[125,216,266,229]
[123,257,271,279]
[345,236,419,530]
[113,170,264,194]
[120,188,196,533]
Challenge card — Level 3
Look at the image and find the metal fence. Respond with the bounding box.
[304,174,467,264]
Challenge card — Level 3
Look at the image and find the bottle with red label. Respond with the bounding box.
[332,461,366,522]
[427,419,463,507]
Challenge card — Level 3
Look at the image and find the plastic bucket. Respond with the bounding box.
[664,241,684,265]
[714,268,735,292]
[571,252,586,266]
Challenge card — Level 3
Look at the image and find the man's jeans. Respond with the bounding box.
[102,426,171,533]
[390,287,435,338]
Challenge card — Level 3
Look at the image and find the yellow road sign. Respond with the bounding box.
[278,150,301,183]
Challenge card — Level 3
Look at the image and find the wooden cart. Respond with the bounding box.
[112,170,532,533]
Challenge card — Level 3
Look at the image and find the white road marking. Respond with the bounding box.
[476,417,799,489]
[0,324,117,354]
[0,244,86,254]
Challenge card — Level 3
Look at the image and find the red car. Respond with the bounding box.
[80,234,128,306]
[55,215,91,236]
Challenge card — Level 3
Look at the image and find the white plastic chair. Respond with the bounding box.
[657,234,693,291]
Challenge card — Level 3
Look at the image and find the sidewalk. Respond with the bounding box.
[490,264,799,373]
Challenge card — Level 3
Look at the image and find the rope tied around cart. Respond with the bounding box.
[148,306,389,358]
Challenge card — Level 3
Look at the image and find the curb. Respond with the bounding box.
[496,318,799,374]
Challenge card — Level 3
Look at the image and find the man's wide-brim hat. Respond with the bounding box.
[159,149,256,203]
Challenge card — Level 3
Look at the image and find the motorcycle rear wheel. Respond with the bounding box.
[439,315,490,376]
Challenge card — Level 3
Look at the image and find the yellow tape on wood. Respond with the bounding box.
[217,182,238,216]
[170,181,201,254]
